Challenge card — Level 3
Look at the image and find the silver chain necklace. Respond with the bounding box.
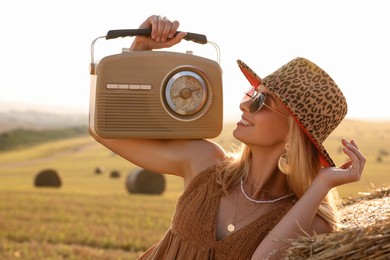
[240,179,294,204]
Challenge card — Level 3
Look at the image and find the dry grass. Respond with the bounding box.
[286,188,390,259]
[0,120,389,259]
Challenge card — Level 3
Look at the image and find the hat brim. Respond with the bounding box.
[237,59,335,167]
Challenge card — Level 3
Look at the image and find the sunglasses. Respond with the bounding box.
[242,87,289,118]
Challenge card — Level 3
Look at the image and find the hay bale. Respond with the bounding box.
[34,169,62,188]
[94,166,105,175]
[286,219,390,259]
[285,187,390,259]
[379,149,389,156]
[110,170,121,178]
[126,168,165,195]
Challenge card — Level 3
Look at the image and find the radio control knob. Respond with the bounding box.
[179,88,192,99]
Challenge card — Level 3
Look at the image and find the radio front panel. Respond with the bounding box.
[90,51,223,139]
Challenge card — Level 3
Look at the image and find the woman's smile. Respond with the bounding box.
[237,117,254,127]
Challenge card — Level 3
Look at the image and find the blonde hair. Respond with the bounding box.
[216,117,341,230]
[286,117,341,229]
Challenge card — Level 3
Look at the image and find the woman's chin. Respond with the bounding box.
[233,127,243,142]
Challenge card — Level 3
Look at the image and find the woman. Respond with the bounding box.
[90,15,365,259]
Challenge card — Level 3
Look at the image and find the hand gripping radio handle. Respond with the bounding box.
[90,29,217,75]
[106,29,208,45]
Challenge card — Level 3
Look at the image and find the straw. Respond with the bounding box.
[285,187,390,259]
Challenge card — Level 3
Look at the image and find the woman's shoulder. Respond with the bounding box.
[183,153,231,191]
[190,139,226,160]
[182,158,230,194]
[182,139,226,184]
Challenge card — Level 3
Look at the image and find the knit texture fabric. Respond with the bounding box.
[138,165,294,260]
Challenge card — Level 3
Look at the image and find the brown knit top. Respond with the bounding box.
[138,164,294,260]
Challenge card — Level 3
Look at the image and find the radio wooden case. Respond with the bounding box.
[89,50,223,139]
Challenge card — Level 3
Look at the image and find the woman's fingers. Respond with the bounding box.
[350,139,359,149]
[169,20,180,39]
[350,139,366,171]
[160,17,176,42]
[147,15,180,42]
[156,16,168,41]
[341,138,365,181]
[133,15,185,51]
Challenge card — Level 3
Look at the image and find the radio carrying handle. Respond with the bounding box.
[106,29,207,44]
[90,29,220,75]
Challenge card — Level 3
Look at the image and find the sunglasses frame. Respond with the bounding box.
[243,88,289,118]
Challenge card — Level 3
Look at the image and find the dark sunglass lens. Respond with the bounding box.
[250,93,266,113]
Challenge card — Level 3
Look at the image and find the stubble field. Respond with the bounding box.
[0,119,389,259]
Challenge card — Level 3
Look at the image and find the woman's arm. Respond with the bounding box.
[252,138,366,259]
[91,132,225,184]
[90,15,225,183]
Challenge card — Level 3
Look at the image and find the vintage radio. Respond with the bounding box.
[89,29,223,139]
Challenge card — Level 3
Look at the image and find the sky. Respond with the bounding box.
[1,0,389,122]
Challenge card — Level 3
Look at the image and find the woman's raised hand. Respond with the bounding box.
[317,138,366,190]
[130,15,187,51]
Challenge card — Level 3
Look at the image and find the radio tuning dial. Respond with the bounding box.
[165,71,208,118]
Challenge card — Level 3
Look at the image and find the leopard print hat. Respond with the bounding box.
[237,57,348,167]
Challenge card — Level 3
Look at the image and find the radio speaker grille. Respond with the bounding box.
[96,92,222,138]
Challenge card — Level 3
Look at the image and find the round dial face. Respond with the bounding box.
[165,71,207,117]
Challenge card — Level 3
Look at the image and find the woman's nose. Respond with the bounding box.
[240,98,251,112]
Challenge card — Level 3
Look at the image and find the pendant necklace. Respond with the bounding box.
[227,195,260,232]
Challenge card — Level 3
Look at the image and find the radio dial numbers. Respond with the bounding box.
[165,71,208,118]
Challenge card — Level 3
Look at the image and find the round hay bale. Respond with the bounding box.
[379,148,389,156]
[110,170,121,178]
[34,169,62,188]
[94,166,105,175]
[126,168,165,195]
[286,188,390,259]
